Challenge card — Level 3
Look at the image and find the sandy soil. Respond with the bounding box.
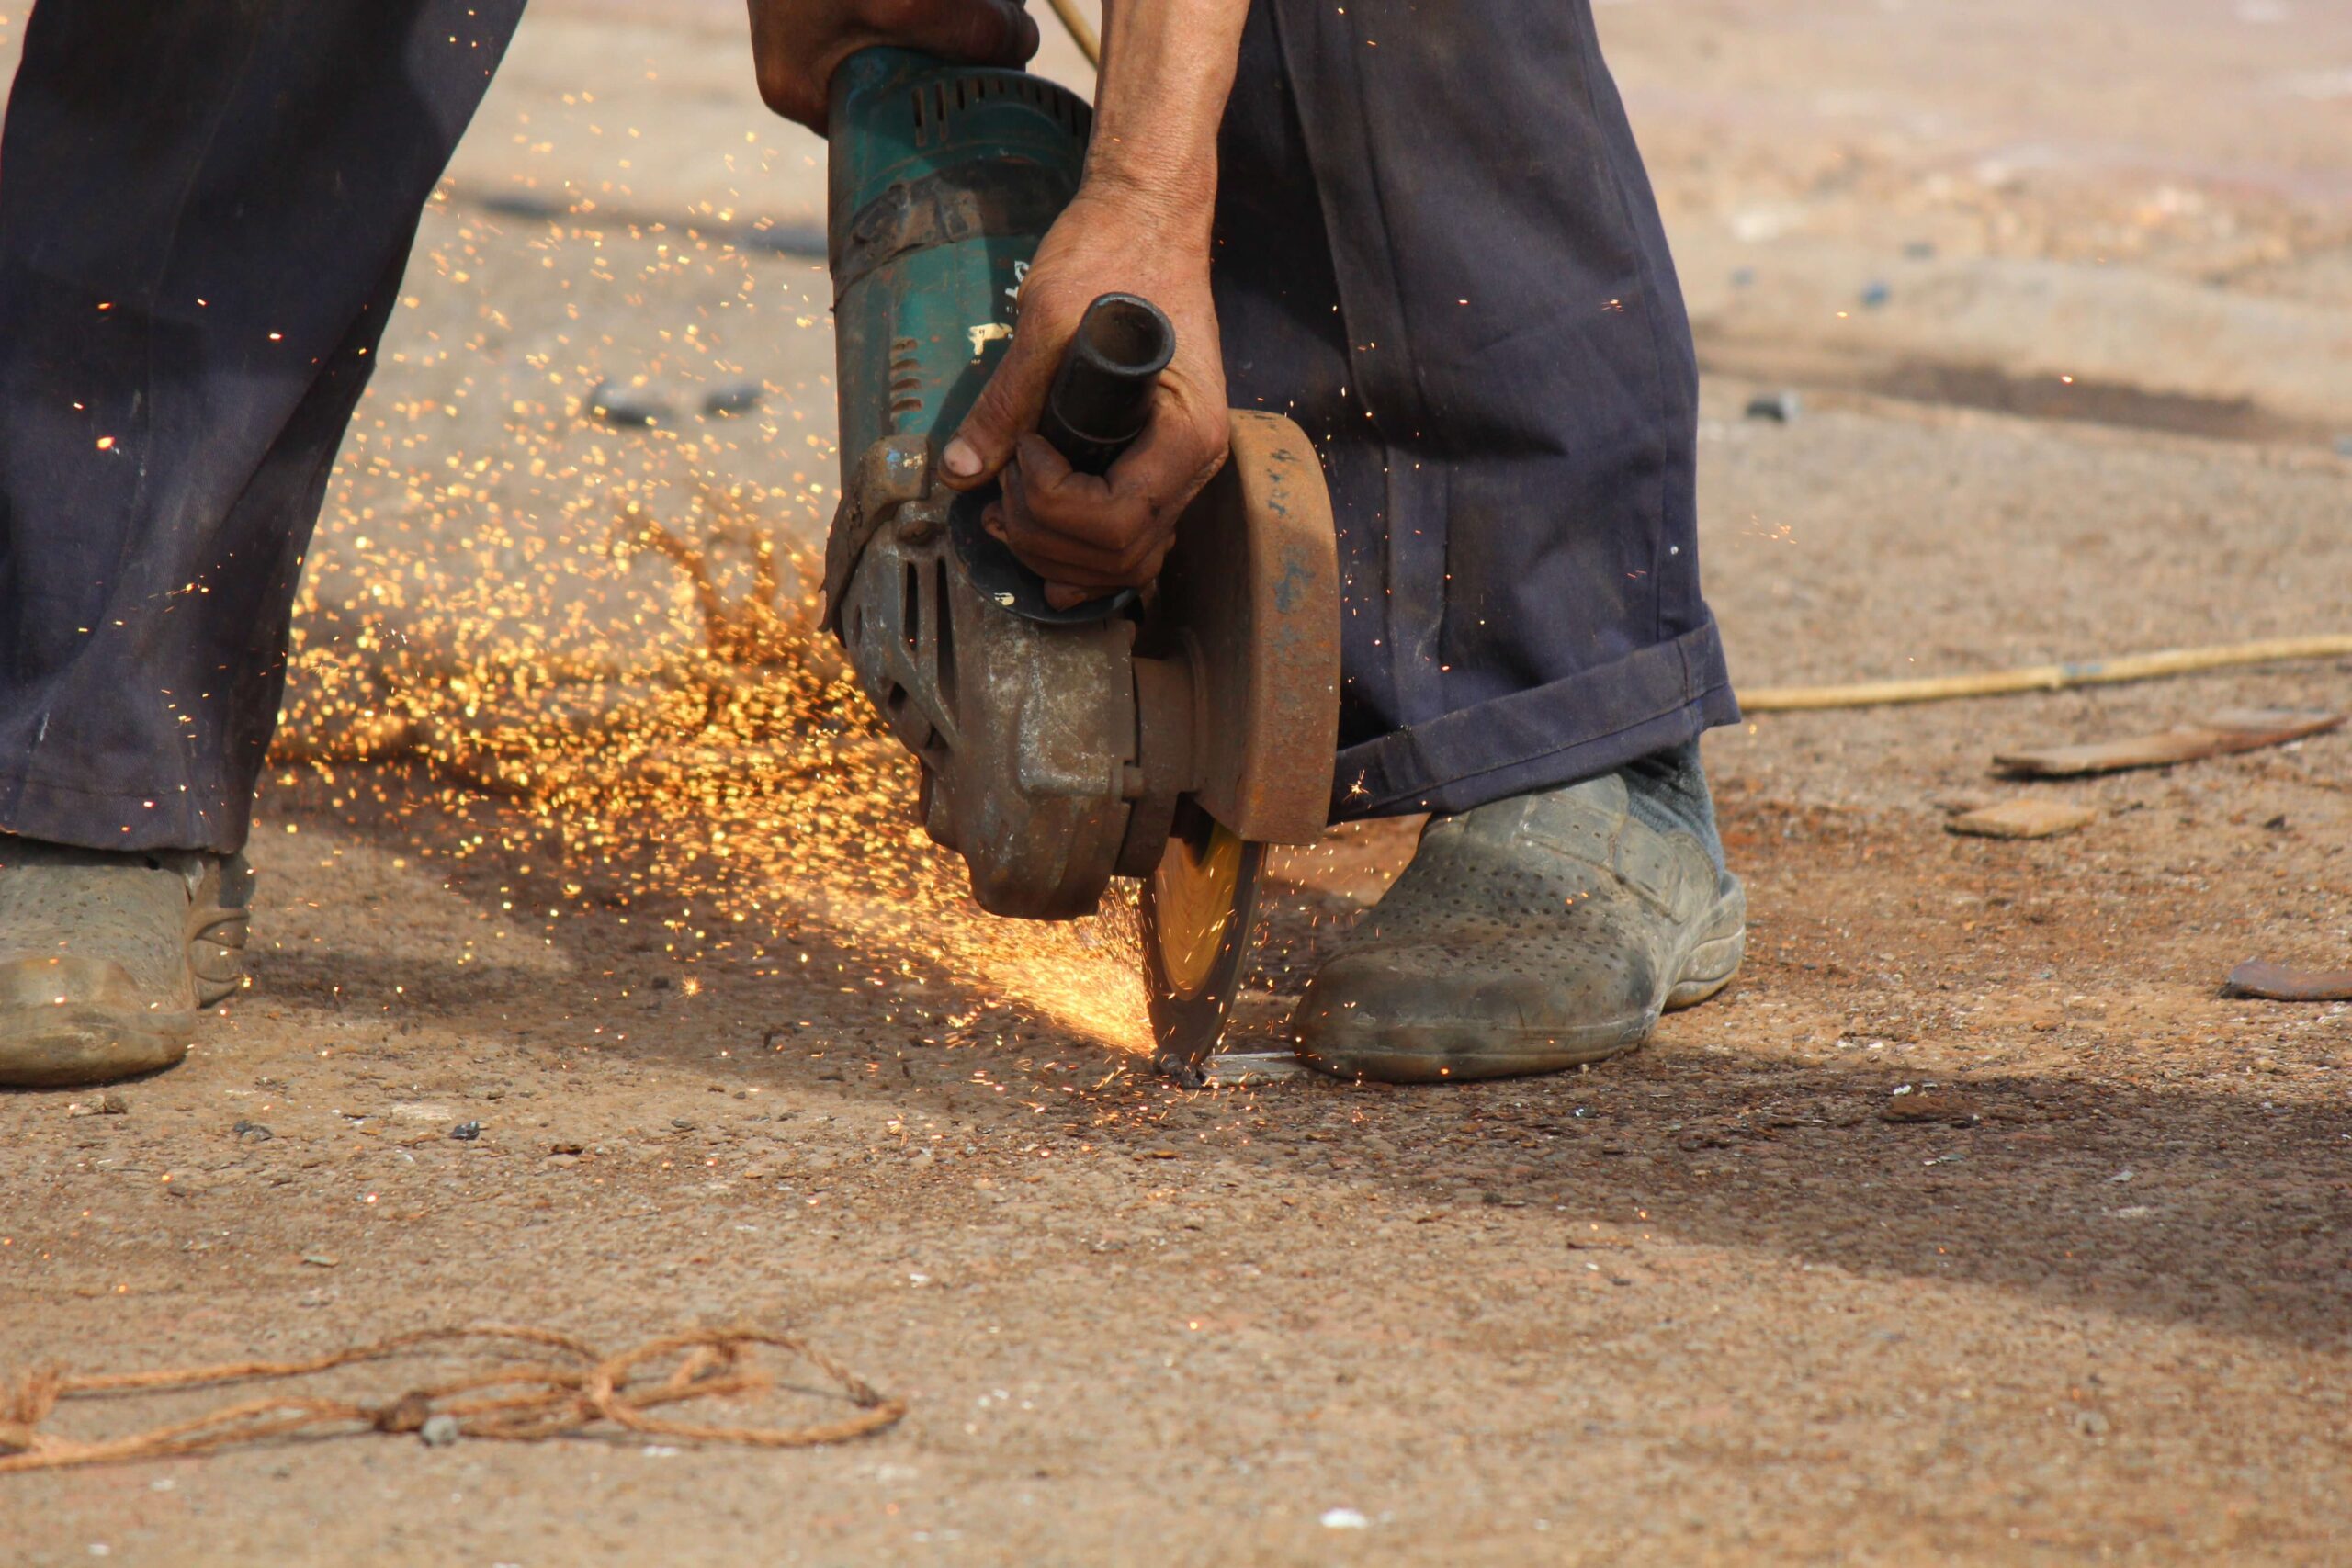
[3,2,2349,1563]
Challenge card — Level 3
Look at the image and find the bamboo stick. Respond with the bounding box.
[1738,636,2352,714]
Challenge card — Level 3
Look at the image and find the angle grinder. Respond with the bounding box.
[820,49,1339,1079]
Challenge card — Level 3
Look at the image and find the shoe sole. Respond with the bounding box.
[1665,878,1747,1010]
[0,1006,194,1088]
[0,852,247,1089]
[1300,879,1747,1085]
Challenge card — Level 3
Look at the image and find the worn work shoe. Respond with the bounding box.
[0,838,253,1088]
[1295,748,1743,1083]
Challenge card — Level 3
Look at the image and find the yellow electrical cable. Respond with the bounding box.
[1043,0,1100,67]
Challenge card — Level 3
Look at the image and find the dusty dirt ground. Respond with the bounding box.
[4,2,2350,1563]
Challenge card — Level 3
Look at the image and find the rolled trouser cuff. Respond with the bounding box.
[0,765,243,855]
[1330,616,1738,821]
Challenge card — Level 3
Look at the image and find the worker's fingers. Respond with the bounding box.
[1002,434,1135,556]
[751,0,1038,132]
[985,524,1166,589]
[983,494,1140,581]
[984,479,1152,582]
[1004,432,1079,511]
[987,393,1229,588]
[863,0,1039,71]
[942,172,1228,569]
[1018,395,1229,558]
[989,542,1176,604]
[1089,395,1230,544]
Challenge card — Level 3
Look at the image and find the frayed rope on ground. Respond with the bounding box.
[0,1323,905,1473]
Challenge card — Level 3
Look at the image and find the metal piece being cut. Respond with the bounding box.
[1141,802,1264,1082]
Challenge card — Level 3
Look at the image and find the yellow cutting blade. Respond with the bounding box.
[1140,802,1264,1081]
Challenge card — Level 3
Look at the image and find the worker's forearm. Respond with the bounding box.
[1080,0,1251,234]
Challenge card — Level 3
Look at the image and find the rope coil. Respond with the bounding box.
[0,1323,905,1474]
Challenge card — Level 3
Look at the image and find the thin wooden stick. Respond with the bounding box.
[1043,0,1100,68]
[1738,636,2352,714]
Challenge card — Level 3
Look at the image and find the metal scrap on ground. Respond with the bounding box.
[2222,961,2352,1003]
[1946,798,2098,840]
[1995,708,2344,777]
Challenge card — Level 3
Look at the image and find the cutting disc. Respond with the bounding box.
[1140,800,1265,1083]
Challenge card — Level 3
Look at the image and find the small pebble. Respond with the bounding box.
[1730,265,1757,288]
[1860,280,1892,308]
[1745,390,1802,423]
[233,1120,274,1142]
[99,1092,129,1114]
[480,191,562,220]
[2334,434,2352,458]
[419,1414,462,1449]
[450,1121,482,1141]
[1881,1088,1979,1125]
[1320,1509,1370,1530]
[701,378,763,417]
[586,379,671,427]
[1903,240,1938,259]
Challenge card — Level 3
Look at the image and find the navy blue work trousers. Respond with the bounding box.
[0,0,1733,854]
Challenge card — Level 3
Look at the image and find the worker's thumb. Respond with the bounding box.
[941,303,1061,489]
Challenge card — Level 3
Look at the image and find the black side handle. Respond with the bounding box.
[1037,293,1174,476]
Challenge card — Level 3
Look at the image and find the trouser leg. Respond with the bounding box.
[0,0,526,853]
[1213,0,1738,822]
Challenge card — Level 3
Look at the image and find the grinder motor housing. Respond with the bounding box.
[823,49,1338,927]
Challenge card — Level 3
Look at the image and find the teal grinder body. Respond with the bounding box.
[826,50,1091,498]
[822,51,1150,919]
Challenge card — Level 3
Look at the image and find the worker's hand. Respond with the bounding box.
[946,185,1230,609]
[747,0,1039,132]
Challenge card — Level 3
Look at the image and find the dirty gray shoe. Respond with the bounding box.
[1294,743,1743,1082]
[0,838,253,1087]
